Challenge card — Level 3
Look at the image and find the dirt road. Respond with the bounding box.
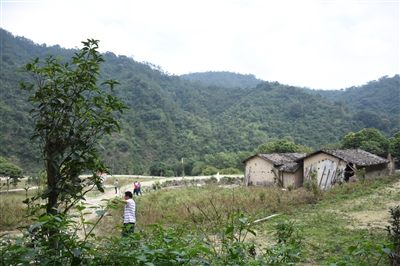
[80,175,231,222]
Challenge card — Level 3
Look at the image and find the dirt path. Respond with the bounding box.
[333,179,400,231]
[80,176,400,229]
[80,175,220,222]
[84,176,212,204]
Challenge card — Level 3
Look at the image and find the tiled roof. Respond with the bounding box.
[243,153,307,173]
[302,149,389,166]
[257,153,307,165]
[277,162,301,172]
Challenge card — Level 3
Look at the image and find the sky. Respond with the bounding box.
[1,0,399,90]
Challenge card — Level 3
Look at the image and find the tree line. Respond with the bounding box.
[0,28,399,177]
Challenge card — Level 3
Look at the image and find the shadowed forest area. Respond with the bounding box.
[1,28,399,177]
[0,28,400,265]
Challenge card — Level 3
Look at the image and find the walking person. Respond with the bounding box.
[133,181,138,196]
[137,181,142,195]
[113,191,136,237]
[114,179,118,194]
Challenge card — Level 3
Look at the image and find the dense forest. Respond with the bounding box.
[0,28,399,176]
[180,71,262,88]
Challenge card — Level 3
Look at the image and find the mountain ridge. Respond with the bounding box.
[1,28,398,175]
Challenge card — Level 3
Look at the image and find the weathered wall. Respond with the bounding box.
[247,152,390,189]
[294,167,304,187]
[282,167,303,188]
[303,153,347,189]
[282,172,295,187]
[364,164,389,179]
[304,152,390,188]
[387,154,396,175]
[245,156,276,186]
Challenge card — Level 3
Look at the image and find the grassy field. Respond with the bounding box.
[1,173,399,264]
[98,174,400,264]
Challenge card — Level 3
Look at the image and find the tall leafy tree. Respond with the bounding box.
[20,39,128,219]
[149,161,168,176]
[0,156,24,193]
[256,140,311,154]
[389,132,400,159]
[214,152,238,169]
[341,128,389,154]
[0,156,24,179]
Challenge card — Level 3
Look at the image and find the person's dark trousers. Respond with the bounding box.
[122,223,135,237]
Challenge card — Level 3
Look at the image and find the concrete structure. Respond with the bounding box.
[242,153,306,188]
[301,149,390,190]
[243,149,393,190]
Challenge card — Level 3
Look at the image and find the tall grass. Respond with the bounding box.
[0,190,42,230]
[134,185,319,227]
[0,197,31,230]
[92,174,400,238]
[2,174,399,265]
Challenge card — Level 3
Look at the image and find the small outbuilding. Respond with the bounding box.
[242,153,307,188]
[300,149,390,190]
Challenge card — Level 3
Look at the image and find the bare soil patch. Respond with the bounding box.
[340,180,400,231]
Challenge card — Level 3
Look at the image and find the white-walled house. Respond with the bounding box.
[301,149,391,190]
[243,149,393,190]
[242,153,306,188]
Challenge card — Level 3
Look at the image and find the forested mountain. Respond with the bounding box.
[180,71,262,88]
[308,76,400,136]
[0,28,398,175]
[181,71,399,137]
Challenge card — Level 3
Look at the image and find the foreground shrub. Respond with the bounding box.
[327,233,393,266]
[1,198,309,265]
[0,198,30,229]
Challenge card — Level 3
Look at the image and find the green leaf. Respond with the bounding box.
[30,221,47,231]
[225,226,234,234]
[95,210,107,217]
[246,228,257,236]
[76,205,86,211]
[238,217,248,224]
[347,245,357,253]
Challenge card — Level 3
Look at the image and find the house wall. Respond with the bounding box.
[364,164,389,179]
[245,157,276,186]
[304,152,390,189]
[387,154,395,175]
[294,167,303,187]
[303,153,347,190]
[282,172,295,187]
[282,168,303,188]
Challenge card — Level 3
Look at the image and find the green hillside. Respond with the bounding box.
[211,82,360,151]
[0,28,398,175]
[305,75,400,136]
[180,71,262,88]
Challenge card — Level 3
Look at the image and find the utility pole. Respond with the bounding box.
[6,176,10,195]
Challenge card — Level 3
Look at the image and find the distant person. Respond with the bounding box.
[113,191,136,237]
[137,181,142,195]
[133,181,138,196]
[114,179,118,194]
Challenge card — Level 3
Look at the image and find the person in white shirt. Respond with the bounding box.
[114,191,136,237]
[114,179,118,194]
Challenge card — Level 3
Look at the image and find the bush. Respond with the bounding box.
[387,206,400,263]
[152,181,161,190]
[0,198,30,229]
[259,191,266,202]
[165,170,174,177]
[201,166,218,175]
[220,167,242,175]
[287,184,295,191]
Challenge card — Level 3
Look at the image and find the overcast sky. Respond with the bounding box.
[1,0,399,90]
